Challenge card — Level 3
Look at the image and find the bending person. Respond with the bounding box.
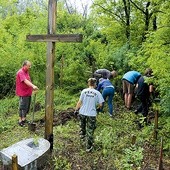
[97,78,115,117]
[122,70,141,110]
[94,69,117,86]
[135,68,154,122]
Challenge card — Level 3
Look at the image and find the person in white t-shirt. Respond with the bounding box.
[74,78,104,152]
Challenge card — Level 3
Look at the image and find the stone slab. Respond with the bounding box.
[0,138,50,168]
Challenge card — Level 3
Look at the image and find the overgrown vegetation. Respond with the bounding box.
[0,0,169,114]
[0,0,170,169]
[0,90,170,169]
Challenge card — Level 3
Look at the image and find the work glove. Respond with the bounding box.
[96,107,101,113]
[74,110,79,116]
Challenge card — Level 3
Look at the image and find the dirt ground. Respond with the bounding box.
[1,107,170,170]
[39,108,170,170]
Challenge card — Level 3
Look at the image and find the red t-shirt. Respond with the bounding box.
[15,68,33,96]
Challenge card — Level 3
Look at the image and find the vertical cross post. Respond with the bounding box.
[44,0,56,150]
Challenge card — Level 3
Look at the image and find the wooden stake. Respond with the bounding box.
[154,110,158,139]
[157,137,163,170]
[12,154,18,170]
[131,134,136,145]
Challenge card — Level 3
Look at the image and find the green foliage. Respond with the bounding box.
[129,32,170,114]
[54,155,72,170]
[0,89,170,169]
[0,5,47,97]
[57,3,83,33]
[158,116,170,154]
[0,96,18,133]
[121,145,143,170]
[107,44,130,73]
[33,135,39,146]
[0,0,169,117]
[126,1,170,115]
[62,58,88,93]
[95,112,146,169]
[0,0,170,168]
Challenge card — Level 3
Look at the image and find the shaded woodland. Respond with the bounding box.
[0,0,170,169]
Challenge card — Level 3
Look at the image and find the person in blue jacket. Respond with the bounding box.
[97,78,115,117]
[122,71,141,110]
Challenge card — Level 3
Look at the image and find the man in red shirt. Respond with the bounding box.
[16,60,38,126]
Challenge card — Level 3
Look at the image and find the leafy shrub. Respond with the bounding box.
[121,145,143,170]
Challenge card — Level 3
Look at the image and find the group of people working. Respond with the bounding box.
[75,68,154,152]
[122,69,153,115]
[15,60,153,152]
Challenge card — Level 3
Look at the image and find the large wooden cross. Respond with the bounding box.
[26,0,82,150]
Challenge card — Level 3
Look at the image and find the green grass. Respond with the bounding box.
[0,89,170,169]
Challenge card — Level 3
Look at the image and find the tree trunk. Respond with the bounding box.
[122,0,131,45]
[153,15,157,31]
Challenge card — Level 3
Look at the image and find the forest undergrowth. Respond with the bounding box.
[0,90,170,170]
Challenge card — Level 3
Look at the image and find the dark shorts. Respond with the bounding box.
[122,79,134,94]
[19,96,31,117]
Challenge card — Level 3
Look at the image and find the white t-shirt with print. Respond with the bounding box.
[79,88,104,117]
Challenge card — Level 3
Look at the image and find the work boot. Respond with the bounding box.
[18,122,25,127]
[79,131,86,139]
[86,145,93,152]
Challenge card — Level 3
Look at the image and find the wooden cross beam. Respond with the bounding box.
[26,34,83,42]
[26,0,82,150]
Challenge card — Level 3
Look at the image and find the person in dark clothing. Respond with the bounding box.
[135,68,153,120]
[94,69,117,86]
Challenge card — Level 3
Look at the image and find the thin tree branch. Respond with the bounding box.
[64,0,71,14]
[93,2,126,24]
[129,0,145,15]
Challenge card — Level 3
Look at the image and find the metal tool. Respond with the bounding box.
[28,93,36,131]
